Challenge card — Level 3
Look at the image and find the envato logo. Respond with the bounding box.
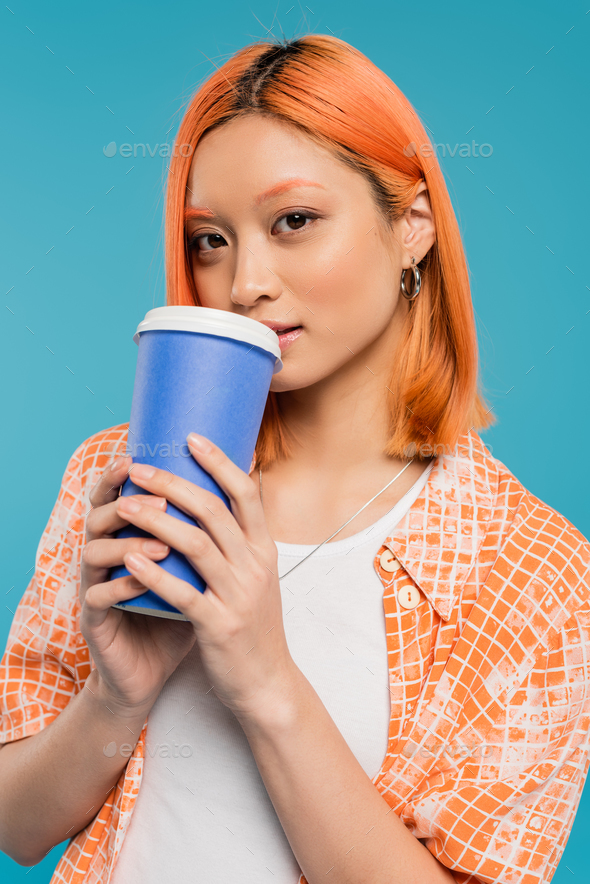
[104,441,493,462]
[404,141,493,158]
[103,441,193,459]
[402,442,494,459]
[402,741,496,761]
[103,741,193,758]
[123,441,193,459]
[103,141,194,159]
[102,139,492,160]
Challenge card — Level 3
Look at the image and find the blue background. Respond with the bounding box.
[1,0,588,880]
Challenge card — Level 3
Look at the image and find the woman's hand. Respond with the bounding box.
[80,456,197,718]
[114,432,299,723]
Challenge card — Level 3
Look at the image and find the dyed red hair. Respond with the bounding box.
[164,34,496,469]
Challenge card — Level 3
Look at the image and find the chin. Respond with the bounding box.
[269,378,299,394]
[270,370,308,393]
[269,366,329,394]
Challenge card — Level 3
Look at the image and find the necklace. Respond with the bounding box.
[259,460,415,579]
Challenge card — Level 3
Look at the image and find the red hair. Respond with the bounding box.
[164,35,496,468]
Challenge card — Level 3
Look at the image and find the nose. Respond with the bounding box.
[230,243,283,307]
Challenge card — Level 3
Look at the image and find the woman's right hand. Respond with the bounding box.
[80,456,197,718]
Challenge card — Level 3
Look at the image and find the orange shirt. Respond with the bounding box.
[1,423,590,884]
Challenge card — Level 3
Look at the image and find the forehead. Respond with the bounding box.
[185,114,357,201]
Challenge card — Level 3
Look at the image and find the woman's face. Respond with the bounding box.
[185,114,419,394]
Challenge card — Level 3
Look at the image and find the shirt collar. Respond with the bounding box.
[380,428,497,622]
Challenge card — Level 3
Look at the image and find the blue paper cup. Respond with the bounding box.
[110,306,282,620]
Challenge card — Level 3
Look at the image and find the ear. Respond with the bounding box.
[400,182,436,268]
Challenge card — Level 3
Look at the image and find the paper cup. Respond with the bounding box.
[110,306,282,619]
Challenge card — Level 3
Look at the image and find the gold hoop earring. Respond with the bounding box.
[400,256,421,300]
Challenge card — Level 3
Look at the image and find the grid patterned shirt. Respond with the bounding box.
[1,423,589,884]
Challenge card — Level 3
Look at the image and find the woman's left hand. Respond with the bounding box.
[116,431,299,724]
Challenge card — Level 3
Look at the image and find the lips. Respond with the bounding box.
[276,326,303,351]
[257,318,303,334]
[256,318,304,350]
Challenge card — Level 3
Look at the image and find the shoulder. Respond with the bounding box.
[487,443,590,570]
[477,437,590,620]
[0,423,130,726]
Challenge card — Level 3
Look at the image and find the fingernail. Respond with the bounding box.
[118,497,140,513]
[126,553,146,571]
[132,463,156,480]
[144,496,167,509]
[187,432,211,453]
[112,456,130,471]
[128,579,146,591]
[143,540,169,554]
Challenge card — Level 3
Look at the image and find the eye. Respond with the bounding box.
[273,212,318,234]
[186,232,226,253]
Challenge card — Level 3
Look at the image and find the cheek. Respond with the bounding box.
[190,262,230,309]
[300,230,391,320]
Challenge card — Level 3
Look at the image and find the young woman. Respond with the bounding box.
[1,34,589,884]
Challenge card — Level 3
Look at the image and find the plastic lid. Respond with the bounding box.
[134,306,283,374]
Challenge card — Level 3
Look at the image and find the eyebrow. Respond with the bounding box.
[184,178,326,222]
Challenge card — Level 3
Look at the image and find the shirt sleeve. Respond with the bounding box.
[0,437,91,743]
[400,598,590,884]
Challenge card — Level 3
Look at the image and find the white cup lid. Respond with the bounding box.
[134,306,283,373]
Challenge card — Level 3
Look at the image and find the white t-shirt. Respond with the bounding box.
[110,460,434,884]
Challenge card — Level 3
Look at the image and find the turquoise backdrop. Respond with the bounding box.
[1,0,588,880]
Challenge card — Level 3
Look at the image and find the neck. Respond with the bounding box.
[258,324,437,544]
[273,327,408,478]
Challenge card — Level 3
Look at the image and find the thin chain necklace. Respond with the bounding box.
[259,460,415,579]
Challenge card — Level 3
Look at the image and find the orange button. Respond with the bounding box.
[397,586,421,610]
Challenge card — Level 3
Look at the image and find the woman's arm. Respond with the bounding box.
[237,667,455,884]
[0,668,151,867]
[0,446,197,868]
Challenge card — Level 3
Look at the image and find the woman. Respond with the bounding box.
[1,34,589,884]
